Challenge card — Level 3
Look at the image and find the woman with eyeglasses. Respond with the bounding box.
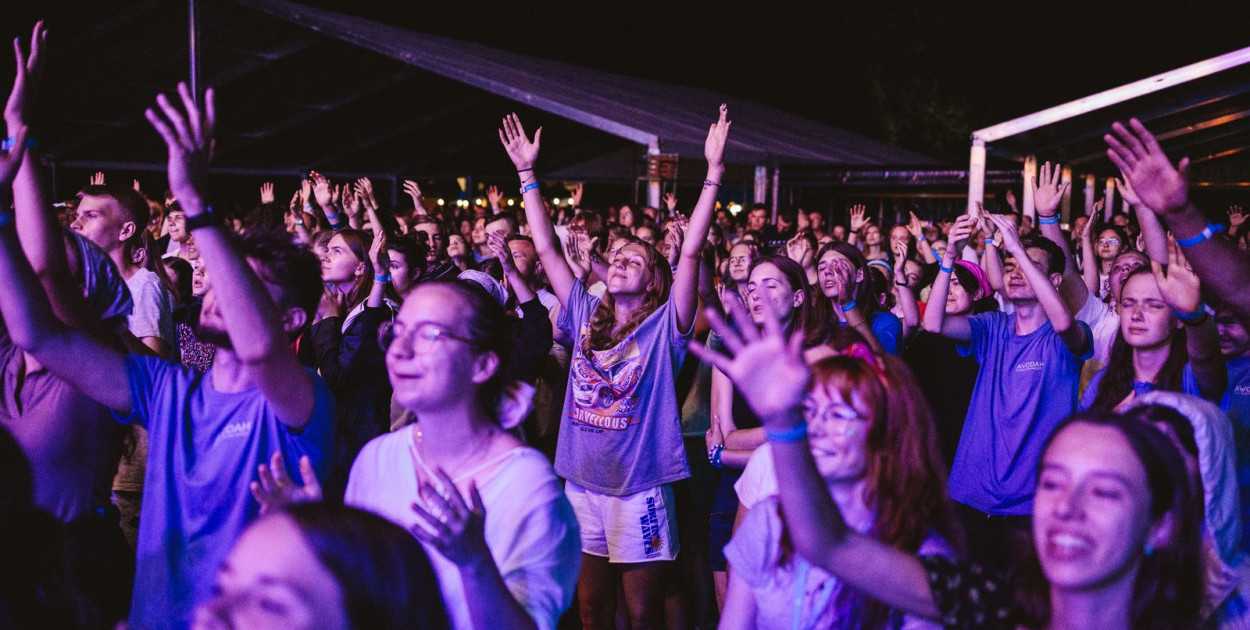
[718,348,963,629]
[255,278,581,630]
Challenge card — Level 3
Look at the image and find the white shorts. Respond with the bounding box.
[565,481,680,563]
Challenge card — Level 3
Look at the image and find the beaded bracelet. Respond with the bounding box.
[703,179,721,188]
[765,422,808,443]
[708,444,724,470]
[1176,223,1224,248]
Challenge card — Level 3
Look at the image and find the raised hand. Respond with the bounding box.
[133,179,143,193]
[986,213,1022,254]
[1005,188,1018,212]
[486,185,503,210]
[309,171,334,209]
[409,469,492,566]
[144,83,215,208]
[4,21,47,129]
[689,292,809,423]
[572,182,584,208]
[705,414,725,455]
[1152,238,1202,315]
[289,190,301,216]
[90,171,105,186]
[249,451,322,515]
[1229,205,1246,230]
[786,233,813,266]
[499,113,542,171]
[663,191,678,213]
[1116,174,1141,207]
[299,178,312,208]
[259,181,274,204]
[704,104,731,169]
[341,183,359,218]
[1105,119,1189,214]
[892,239,909,273]
[369,229,390,272]
[905,211,926,239]
[1032,161,1069,217]
[562,228,590,279]
[356,177,378,211]
[849,204,869,233]
[487,231,519,276]
[664,221,686,266]
[947,213,976,251]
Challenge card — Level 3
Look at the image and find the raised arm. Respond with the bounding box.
[1153,241,1226,401]
[0,126,132,412]
[487,231,536,305]
[1107,118,1250,325]
[990,213,1090,356]
[499,113,577,306]
[921,215,974,342]
[146,83,315,428]
[1031,162,1088,312]
[5,22,93,328]
[671,105,730,332]
[906,212,938,265]
[689,298,941,620]
[1117,176,1168,264]
[891,240,921,334]
[1078,211,1100,297]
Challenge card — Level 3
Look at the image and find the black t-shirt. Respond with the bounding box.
[922,555,1019,629]
[904,332,979,469]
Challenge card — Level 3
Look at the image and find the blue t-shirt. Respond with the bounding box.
[871,311,903,356]
[949,312,1091,515]
[556,280,693,496]
[1078,363,1201,411]
[119,355,334,630]
[1223,356,1250,551]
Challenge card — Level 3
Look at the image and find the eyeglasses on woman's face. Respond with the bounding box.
[379,321,472,355]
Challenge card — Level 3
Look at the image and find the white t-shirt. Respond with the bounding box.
[1075,291,1119,366]
[345,430,581,630]
[125,267,175,346]
[735,443,779,511]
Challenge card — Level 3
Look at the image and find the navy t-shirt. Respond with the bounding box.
[949,312,1091,515]
[119,356,335,630]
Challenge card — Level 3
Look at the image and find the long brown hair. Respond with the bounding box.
[583,237,672,359]
[330,229,376,308]
[783,354,964,629]
[748,254,825,348]
[1089,268,1188,412]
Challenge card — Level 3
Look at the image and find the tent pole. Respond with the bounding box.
[770,163,780,221]
[189,0,201,103]
[1083,174,1096,218]
[966,138,986,215]
[1104,177,1116,220]
[1021,155,1037,221]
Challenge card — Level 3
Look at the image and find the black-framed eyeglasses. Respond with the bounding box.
[378,321,472,354]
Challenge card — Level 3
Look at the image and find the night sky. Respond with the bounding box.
[4,0,1250,165]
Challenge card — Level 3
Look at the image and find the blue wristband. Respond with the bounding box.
[708,444,724,470]
[520,182,540,194]
[0,212,12,228]
[1038,215,1059,225]
[983,239,996,247]
[1174,303,1208,321]
[841,299,857,311]
[1,137,35,152]
[374,273,391,283]
[916,234,926,243]
[1176,223,1225,247]
[765,421,808,443]
[939,262,953,273]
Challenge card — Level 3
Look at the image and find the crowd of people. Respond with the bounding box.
[3,19,1250,630]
